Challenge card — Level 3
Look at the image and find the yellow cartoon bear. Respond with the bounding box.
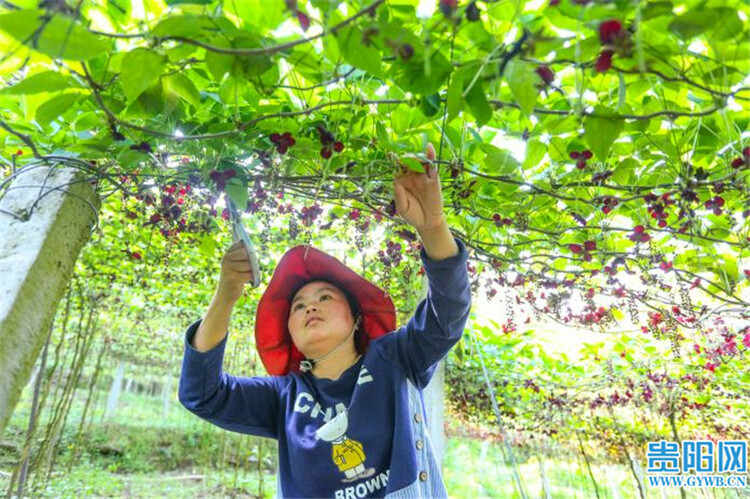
[315,409,366,479]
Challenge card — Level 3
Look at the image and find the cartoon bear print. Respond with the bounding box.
[315,408,375,482]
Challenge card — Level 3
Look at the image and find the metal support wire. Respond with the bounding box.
[466,331,529,499]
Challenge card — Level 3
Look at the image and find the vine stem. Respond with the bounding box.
[436,23,458,164]
[14,322,54,497]
[576,431,601,499]
[467,331,529,499]
[68,65,732,142]
[88,0,384,57]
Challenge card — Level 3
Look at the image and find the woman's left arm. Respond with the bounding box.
[371,143,472,387]
[416,218,458,261]
[372,235,471,388]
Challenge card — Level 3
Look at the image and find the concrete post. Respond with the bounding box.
[419,272,447,469]
[105,361,125,419]
[424,360,446,468]
[0,166,99,432]
[162,372,172,417]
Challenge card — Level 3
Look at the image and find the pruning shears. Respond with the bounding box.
[227,197,262,288]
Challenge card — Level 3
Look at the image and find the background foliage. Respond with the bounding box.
[1,0,749,497]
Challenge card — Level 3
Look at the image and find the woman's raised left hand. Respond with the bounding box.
[393,143,445,232]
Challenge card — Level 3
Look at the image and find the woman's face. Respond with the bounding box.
[287,281,356,358]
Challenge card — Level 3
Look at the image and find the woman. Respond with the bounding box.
[178,144,472,498]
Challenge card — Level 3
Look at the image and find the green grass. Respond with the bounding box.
[1,383,278,497]
[443,437,749,499]
[3,461,277,498]
[2,382,748,498]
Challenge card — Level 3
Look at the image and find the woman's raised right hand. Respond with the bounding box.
[216,240,255,304]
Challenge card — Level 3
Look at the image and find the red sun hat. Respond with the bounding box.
[255,245,397,376]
